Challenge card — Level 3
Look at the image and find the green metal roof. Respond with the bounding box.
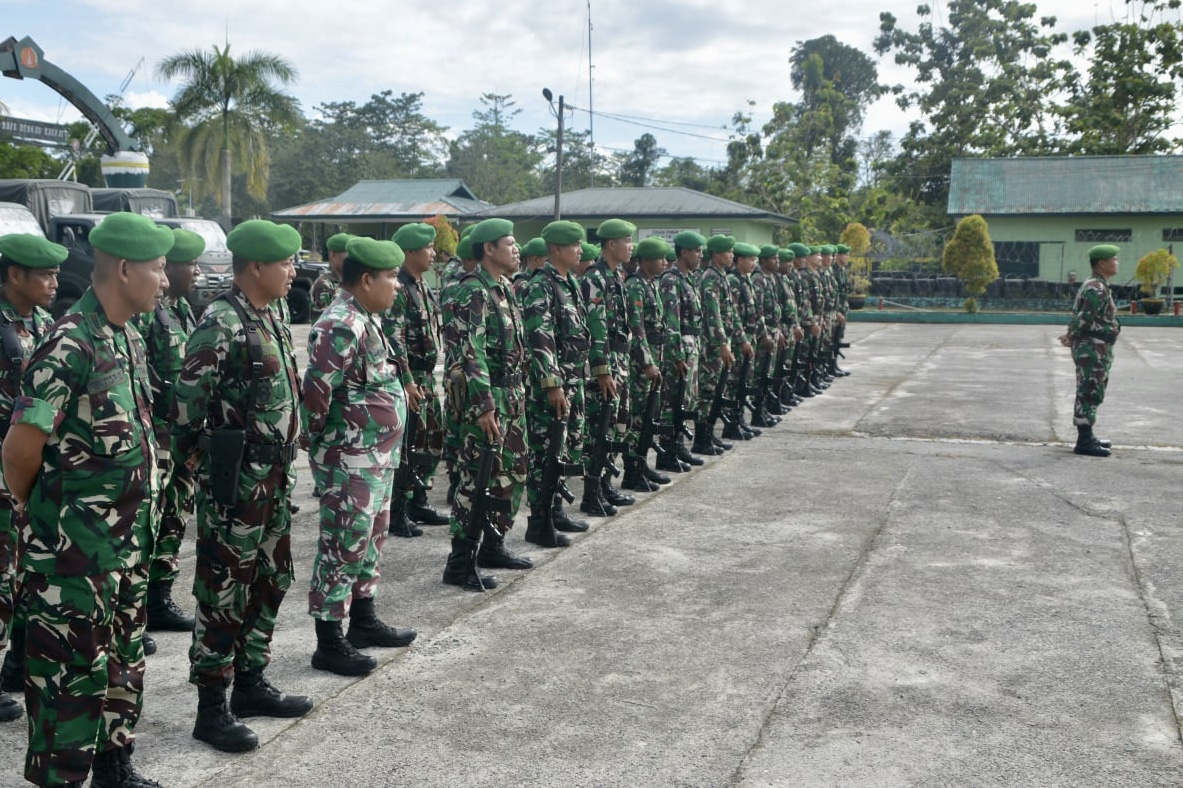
[949,156,1183,216]
[476,187,795,225]
[272,179,490,222]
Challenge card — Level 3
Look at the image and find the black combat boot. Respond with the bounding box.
[740,408,764,435]
[712,432,733,451]
[1,624,24,692]
[193,682,258,753]
[90,744,162,788]
[443,536,499,590]
[579,475,616,517]
[311,619,378,677]
[641,453,671,485]
[525,510,572,548]
[445,468,460,505]
[388,499,423,538]
[146,580,195,632]
[721,417,746,441]
[621,455,658,492]
[691,422,719,456]
[477,529,533,570]
[553,498,590,532]
[0,691,20,722]
[407,488,449,525]
[232,669,313,717]
[676,437,704,466]
[601,474,635,507]
[655,438,689,473]
[795,373,815,398]
[346,596,417,649]
[1074,425,1111,457]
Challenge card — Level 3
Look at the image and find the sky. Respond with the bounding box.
[0,0,1119,174]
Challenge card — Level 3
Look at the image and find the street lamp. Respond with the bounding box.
[543,87,572,221]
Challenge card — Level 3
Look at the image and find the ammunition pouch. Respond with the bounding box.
[203,428,246,507]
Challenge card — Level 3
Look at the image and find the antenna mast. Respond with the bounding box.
[588,0,595,188]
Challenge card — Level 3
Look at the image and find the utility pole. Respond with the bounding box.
[543,88,567,220]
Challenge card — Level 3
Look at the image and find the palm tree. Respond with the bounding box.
[156,44,299,226]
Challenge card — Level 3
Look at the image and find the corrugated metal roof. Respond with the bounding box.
[271,179,490,222]
[475,187,795,224]
[948,156,1183,216]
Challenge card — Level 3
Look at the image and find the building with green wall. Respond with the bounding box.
[948,156,1183,286]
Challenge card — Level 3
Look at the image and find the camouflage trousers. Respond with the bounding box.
[448,408,528,539]
[0,506,20,644]
[726,343,755,405]
[1072,338,1114,427]
[660,338,700,426]
[189,462,295,687]
[150,457,195,585]
[584,356,630,476]
[398,371,444,494]
[308,457,395,621]
[23,565,148,786]
[696,340,728,422]
[527,380,586,508]
[442,369,463,471]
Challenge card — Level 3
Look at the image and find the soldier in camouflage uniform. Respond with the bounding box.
[697,235,746,452]
[442,218,532,588]
[579,219,636,518]
[302,237,416,678]
[775,248,805,411]
[1059,244,1122,457]
[172,220,313,754]
[722,243,764,441]
[622,237,673,490]
[310,232,351,321]
[577,241,599,278]
[522,221,591,548]
[790,244,824,397]
[513,237,548,305]
[751,245,786,426]
[3,214,170,787]
[830,244,852,377]
[130,228,203,636]
[385,223,448,538]
[662,231,715,458]
[440,229,478,506]
[0,234,61,725]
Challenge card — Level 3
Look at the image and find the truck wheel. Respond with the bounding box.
[287,286,312,324]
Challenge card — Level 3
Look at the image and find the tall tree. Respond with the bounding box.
[875,1,1076,213]
[1057,0,1183,155]
[156,44,300,225]
[654,156,712,192]
[446,93,541,204]
[617,133,667,187]
[537,128,615,192]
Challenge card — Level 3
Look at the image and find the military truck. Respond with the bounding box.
[91,187,179,219]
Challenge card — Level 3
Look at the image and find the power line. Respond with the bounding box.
[567,105,734,143]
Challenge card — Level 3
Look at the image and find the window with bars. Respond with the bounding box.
[1163,228,1183,242]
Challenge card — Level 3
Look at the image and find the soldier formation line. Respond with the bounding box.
[0,212,1119,787]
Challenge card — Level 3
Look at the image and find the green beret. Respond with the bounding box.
[166,228,205,263]
[705,234,735,254]
[541,220,586,246]
[789,243,811,258]
[227,220,301,263]
[469,218,514,246]
[665,248,676,263]
[1089,244,1120,261]
[89,212,175,262]
[672,231,706,250]
[759,245,780,259]
[733,242,761,258]
[459,225,474,241]
[635,237,669,260]
[521,238,548,258]
[808,245,823,256]
[778,247,795,262]
[0,233,68,269]
[580,242,600,262]
[346,237,404,270]
[455,235,474,260]
[820,245,836,255]
[391,222,436,252]
[326,233,354,253]
[835,244,851,254]
[596,218,636,240]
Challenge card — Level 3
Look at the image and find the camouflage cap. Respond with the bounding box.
[672,230,706,250]
[326,232,355,253]
[759,244,780,259]
[705,234,735,254]
[733,242,761,258]
[392,222,436,252]
[635,237,670,260]
[521,237,548,258]
[0,233,68,269]
[469,218,514,246]
[347,237,405,270]
[1089,244,1120,261]
[581,242,601,262]
[596,218,636,240]
[541,220,586,246]
[89,212,175,262]
[166,228,206,263]
[227,220,301,263]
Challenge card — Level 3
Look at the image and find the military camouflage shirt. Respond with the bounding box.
[0,294,53,441]
[302,291,405,464]
[624,271,665,370]
[385,267,440,387]
[777,271,800,331]
[1068,276,1120,343]
[659,268,702,366]
[446,266,527,419]
[310,272,341,316]
[171,285,301,458]
[699,265,743,349]
[752,270,784,342]
[580,259,630,377]
[130,295,198,425]
[522,263,590,389]
[728,268,766,345]
[12,288,158,575]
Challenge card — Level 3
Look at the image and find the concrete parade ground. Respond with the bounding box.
[2,320,1183,787]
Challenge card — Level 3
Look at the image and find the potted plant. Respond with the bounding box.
[1134,248,1178,315]
[840,222,872,310]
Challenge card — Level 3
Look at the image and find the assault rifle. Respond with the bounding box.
[730,354,752,424]
[636,382,669,458]
[586,396,622,482]
[540,408,581,524]
[462,439,511,591]
[706,364,735,430]
[750,352,774,420]
[668,374,694,442]
[393,410,433,502]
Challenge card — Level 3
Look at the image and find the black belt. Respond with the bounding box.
[490,370,523,387]
[1081,329,1118,344]
[409,357,436,372]
[199,435,298,464]
[609,339,629,353]
[680,330,698,337]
